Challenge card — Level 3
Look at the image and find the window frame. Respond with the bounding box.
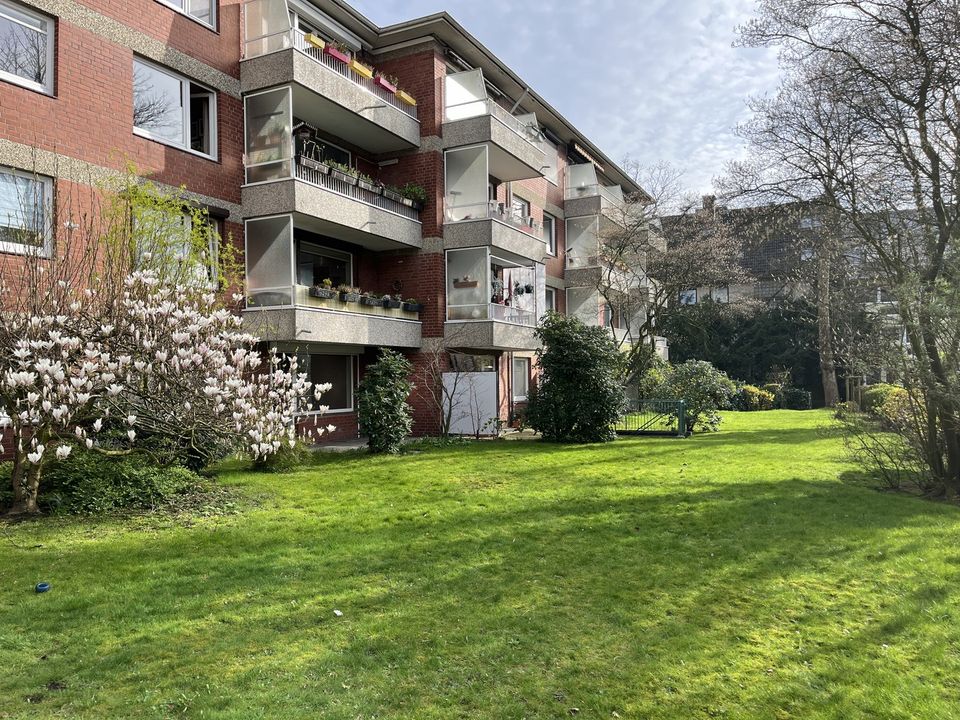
[0,165,53,257]
[544,286,556,312]
[512,357,530,401]
[133,57,218,160]
[679,288,698,305]
[295,240,353,288]
[306,353,355,414]
[543,212,556,255]
[0,0,55,95]
[154,0,216,30]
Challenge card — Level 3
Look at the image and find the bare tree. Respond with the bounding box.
[727,0,960,494]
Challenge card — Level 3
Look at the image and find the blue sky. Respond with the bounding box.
[351,0,782,194]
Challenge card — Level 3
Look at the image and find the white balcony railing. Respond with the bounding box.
[488,302,536,326]
[289,30,417,119]
[295,157,421,221]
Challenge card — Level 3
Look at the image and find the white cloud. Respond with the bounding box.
[350,0,781,194]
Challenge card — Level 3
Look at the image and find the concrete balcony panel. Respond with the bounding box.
[241,49,420,152]
[442,105,545,182]
[242,178,423,251]
[444,218,548,264]
[444,320,539,352]
[243,305,422,349]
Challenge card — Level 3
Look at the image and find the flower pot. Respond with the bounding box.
[324,45,351,64]
[304,33,325,50]
[412,200,425,212]
[400,197,414,208]
[357,180,378,193]
[332,170,357,186]
[374,75,397,94]
[299,156,330,174]
[402,302,422,313]
[340,291,360,303]
[350,59,374,79]
[382,297,402,309]
[360,295,381,307]
[383,189,404,204]
[309,287,338,300]
[396,90,417,106]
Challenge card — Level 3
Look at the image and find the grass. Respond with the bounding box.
[3,410,960,718]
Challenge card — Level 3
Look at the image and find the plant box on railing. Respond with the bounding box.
[331,169,357,185]
[324,45,350,64]
[396,90,417,106]
[340,290,360,303]
[382,297,402,309]
[383,188,404,204]
[350,59,374,79]
[360,295,381,307]
[357,179,379,193]
[309,286,339,300]
[402,301,422,313]
[374,75,397,93]
[299,156,330,174]
[304,33,325,50]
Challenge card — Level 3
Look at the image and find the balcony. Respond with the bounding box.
[242,285,422,348]
[564,164,627,219]
[444,200,547,262]
[242,155,422,251]
[242,9,419,152]
[442,70,545,181]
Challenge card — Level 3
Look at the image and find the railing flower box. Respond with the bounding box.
[340,290,361,303]
[299,156,330,174]
[360,294,381,307]
[402,300,423,313]
[309,286,339,300]
[350,59,374,79]
[331,168,357,185]
[357,178,379,194]
[304,33,325,50]
[396,90,417,107]
[374,74,397,94]
[382,296,402,309]
[383,188,404,204]
[324,44,351,64]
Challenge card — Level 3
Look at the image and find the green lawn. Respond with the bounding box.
[3,410,960,719]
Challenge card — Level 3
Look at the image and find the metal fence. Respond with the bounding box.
[614,399,688,437]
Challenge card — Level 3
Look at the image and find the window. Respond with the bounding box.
[543,213,556,255]
[542,137,559,184]
[544,287,556,312]
[710,286,729,303]
[800,247,815,261]
[679,288,698,305]
[296,241,351,288]
[301,354,354,412]
[511,195,530,222]
[451,353,495,372]
[245,87,292,183]
[133,58,217,158]
[512,357,530,401]
[0,166,51,255]
[133,206,219,283]
[0,0,54,94]
[294,125,350,167]
[155,0,215,28]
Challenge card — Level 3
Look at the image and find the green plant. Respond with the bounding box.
[253,440,315,473]
[861,383,902,415]
[321,278,333,288]
[356,348,414,454]
[399,183,428,204]
[643,360,735,432]
[41,449,208,514]
[526,313,625,443]
[779,387,813,410]
[732,383,775,411]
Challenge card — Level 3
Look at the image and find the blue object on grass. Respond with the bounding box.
[35,582,50,593]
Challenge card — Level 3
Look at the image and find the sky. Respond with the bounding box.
[349,0,783,195]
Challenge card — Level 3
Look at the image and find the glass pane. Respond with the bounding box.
[186,0,212,25]
[565,216,598,265]
[444,146,488,222]
[133,60,184,145]
[244,0,291,58]
[0,3,47,86]
[444,69,487,121]
[307,355,351,410]
[245,88,292,183]
[0,170,43,246]
[296,243,350,287]
[189,85,213,155]
[543,139,558,184]
[566,164,598,198]
[513,359,529,399]
[245,216,293,305]
[446,248,488,320]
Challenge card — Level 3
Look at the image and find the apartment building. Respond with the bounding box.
[0,0,650,438]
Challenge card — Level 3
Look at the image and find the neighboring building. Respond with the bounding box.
[0,0,650,438]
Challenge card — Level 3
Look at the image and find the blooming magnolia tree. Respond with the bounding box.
[1,175,331,514]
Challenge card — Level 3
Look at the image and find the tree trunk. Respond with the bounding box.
[8,455,40,515]
[816,250,839,406]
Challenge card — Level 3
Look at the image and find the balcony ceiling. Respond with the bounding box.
[291,84,412,154]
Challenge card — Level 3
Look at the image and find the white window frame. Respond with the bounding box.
[154,0,216,30]
[0,0,55,95]
[512,357,530,401]
[544,286,556,312]
[543,212,556,255]
[133,57,218,160]
[0,166,52,257]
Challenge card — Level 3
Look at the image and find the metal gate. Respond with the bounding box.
[614,399,688,437]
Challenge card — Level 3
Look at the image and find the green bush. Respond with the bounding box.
[732,384,775,411]
[861,383,903,415]
[252,440,316,473]
[527,313,625,443]
[41,450,207,514]
[357,348,414,454]
[779,387,813,410]
[643,360,735,432]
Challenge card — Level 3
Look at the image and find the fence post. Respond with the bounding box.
[677,400,687,437]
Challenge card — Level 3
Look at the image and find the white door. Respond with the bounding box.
[442,371,499,436]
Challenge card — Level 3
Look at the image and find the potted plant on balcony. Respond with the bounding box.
[402,298,422,313]
[382,185,405,205]
[350,57,375,80]
[304,32,325,50]
[399,183,428,211]
[524,283,535,294]
[396,87,417,106]
[382,293,402,309]
[373,71,398,94]
[338,284,361,303]
[360,291,382,307]
[324,40,351,64]
[328,162,357,186]
[299,155,330,174]
[309,278,339,300]
[356,172,379,194]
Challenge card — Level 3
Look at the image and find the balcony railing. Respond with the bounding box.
[445,200,544,240]
[444,98,542,150]
[289,30,417,119]
[448,302,537,326]
[295,157,421,221]
[564,183,625,206]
